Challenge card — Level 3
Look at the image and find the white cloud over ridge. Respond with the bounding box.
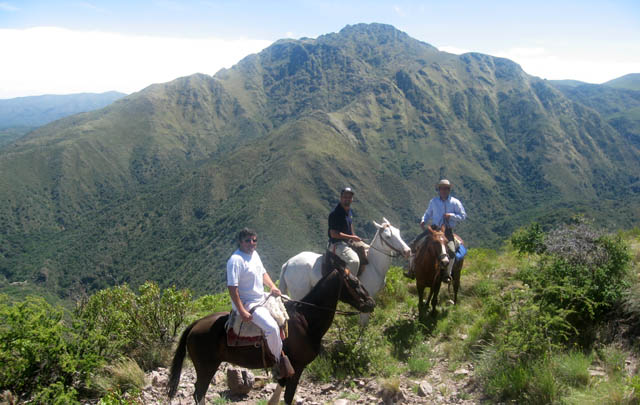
[0,27,272,99]
[438,44,640,84]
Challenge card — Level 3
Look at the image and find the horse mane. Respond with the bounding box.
[414,227,445,267]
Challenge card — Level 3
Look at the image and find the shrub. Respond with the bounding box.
[190,292,231,321]
[0,294,93,403]
[75,282,192,369]
[511,223,546,254]
[517,221,631,345]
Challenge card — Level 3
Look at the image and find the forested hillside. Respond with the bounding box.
[1,23,639,301]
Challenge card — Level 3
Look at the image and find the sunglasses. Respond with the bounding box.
[243,238,258,243]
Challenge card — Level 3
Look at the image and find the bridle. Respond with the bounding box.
[281,268,368,316]
[368,224,406,258]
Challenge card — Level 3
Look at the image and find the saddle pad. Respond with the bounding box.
[225,295,289,346]
[226,325,264,347]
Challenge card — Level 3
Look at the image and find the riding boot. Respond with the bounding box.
[278,353,295,378]
[443,256,455,283]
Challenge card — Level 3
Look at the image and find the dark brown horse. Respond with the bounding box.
[413,225,463,316]
[167,266,375,405]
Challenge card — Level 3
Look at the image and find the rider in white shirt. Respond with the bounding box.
[227,228,294,378]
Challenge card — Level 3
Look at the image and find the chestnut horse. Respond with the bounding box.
[413,226,463,316]
[167,266,375,405]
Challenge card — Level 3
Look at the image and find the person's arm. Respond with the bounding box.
[445,200,467,222]
[263,272,282,296]
[420,200,433,230]
[228,286,252,321]
[329,211,361,242]
[329,229,362,242]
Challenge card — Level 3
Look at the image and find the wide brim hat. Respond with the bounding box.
[436,179,452,189]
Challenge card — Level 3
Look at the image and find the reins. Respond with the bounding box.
[280,296,363,316]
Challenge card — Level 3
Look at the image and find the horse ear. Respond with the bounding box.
[373,221,382,229]
[382,217,390,224]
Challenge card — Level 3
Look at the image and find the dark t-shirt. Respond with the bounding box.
[328,203,353,243]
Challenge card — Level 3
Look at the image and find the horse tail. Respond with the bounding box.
[167,320,195,399]
[279,261,289,295]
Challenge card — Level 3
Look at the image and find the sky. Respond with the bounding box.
[1,0,639,99]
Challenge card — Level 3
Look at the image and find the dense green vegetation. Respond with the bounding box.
[1,24,639,302]
[1,222,638,404]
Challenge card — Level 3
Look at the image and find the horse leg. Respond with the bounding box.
[283,370,303,405]
[417,283,426,318]
[268,382,284,405]
[430,282,441,315]
[453,260,462,304]
[192,360,220,405]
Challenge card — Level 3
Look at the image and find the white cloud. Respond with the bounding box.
[0,27,272,98]
[493,47,640,83]
[0,2,18,11]
[437,44,640,84]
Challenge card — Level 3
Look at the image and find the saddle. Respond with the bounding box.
[225,295,289,347]
[326,242,369,276]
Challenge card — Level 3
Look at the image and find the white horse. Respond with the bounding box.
[279,218,411,324]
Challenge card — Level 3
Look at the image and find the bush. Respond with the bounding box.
[511,223,546,254]
[190,292,231,321]
[0,294,101,403]
[517,221,631,345]
[75,282,192,369]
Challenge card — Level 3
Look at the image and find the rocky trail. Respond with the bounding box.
[141,355,481,405]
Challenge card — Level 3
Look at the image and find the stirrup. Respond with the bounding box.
[273,354,294,379]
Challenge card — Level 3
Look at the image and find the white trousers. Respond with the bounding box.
[330,242,360,274]
[250,305,282,360]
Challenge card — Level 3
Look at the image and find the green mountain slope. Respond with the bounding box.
[1,23,639,299]
[0,92,126,147]
[603,73,640,91]
[550,81,640,149]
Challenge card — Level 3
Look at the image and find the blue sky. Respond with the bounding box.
[1,0,639,98]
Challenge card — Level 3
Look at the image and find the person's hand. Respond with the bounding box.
[270,287,282,297]
[240,308,252,322]
[444,213,452,219]
[351,235,362,242]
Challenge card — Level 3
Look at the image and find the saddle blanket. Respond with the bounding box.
[225,295,289,347]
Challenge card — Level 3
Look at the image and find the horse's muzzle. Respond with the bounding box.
[361,297,375,313]
[439,253,450,266]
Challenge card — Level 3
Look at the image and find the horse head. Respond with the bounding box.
[426,225,450,268]
[337,267,375,313]
[372,218,412,258]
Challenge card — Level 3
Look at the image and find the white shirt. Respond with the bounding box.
[421,196,467,228]
[226,249,267,311]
